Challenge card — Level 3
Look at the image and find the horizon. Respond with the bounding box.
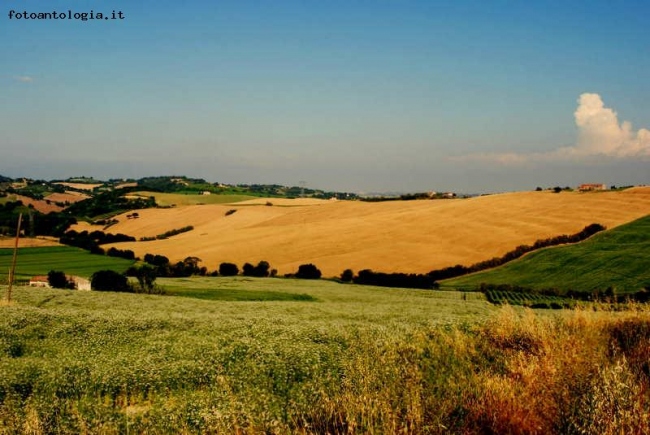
[1,172,647,197]
[2,1,649,192]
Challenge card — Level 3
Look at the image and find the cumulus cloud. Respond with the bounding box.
[452,93,650,164]
[565,93,650,157]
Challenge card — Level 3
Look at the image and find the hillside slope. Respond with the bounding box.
[91,187,650,277]
[442,214,650,292]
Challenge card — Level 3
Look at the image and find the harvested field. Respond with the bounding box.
[45,191,90,204]
[5,195,63,213]
[0,236,60,248]
[94,188,650,277]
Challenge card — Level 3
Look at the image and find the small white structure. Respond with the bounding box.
[29,275,50,288]
[578,183,606,191]
[70,276,91,291]
[28,275,91,290]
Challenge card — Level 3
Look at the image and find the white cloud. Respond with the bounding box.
[451,93,650,164]
[13,75,33,83]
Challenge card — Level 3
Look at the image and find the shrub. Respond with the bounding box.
[91,270,131,292]
[219,262,239,276]
[132,264,158,294]
[243,261,271,277]
[47,270,75,289]
[295,264,322,280]
[340,269,354,282]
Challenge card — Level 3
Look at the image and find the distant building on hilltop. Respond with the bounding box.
[578,183,606,191]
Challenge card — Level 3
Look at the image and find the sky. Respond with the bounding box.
[1,0,649,193]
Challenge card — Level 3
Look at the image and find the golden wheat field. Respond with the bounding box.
[79,187,650,277]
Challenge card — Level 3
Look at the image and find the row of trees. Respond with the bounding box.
[60,229,136,251]
[139,254,323,280]
[427,223,606,282]
[351,269,438,289]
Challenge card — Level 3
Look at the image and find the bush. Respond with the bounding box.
[295,264,322,280]
[91,270,131,292]
[243,261,271,277]
[340,269,354,282]
[219,262,239,276]
[47,270,75,289]
[132,264,158,294]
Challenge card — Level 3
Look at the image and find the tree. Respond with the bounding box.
[219,262,239,276]
[133,264,158,293]
[48,270,75,289]
[91,270,131,292]
[242,262,255,276]
[340,269,354,282]
[295,264,322,280]
[254,261,270,277]
[242,260,270,277]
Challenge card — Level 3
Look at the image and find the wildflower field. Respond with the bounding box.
[1,278,649,434]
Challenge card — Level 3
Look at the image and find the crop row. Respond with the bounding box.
[485,290,576,308]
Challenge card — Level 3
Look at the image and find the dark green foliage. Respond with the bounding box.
[295,264,322,280]
[429,223,606,281]
[0,201,76,237]
[133,264,159,294]
[144,253,170,267]
[242,261,271,277]
[64,188,155,218]
[447,216,650,294]
[353,269,437,289]
[106,247,136,260]
[242,262,254,276]
[47,270,74,289]
[219,262,239,276]
[60,230,135,251]
[156,226,194,240]
[91,270,131,292]
[170,257,203,277]
[340,269,354,282]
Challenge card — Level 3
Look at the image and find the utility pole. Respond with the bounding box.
[6,213,22,305]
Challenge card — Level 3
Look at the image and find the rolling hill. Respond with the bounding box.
[442,213,650,293]
[79,187,650,277]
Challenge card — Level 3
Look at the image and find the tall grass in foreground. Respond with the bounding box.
[1,287,649,433]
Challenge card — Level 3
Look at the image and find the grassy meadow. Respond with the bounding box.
[2,278,650,433]
[0,246,135,281]
[130,191,258,207]
[444,214,650,293]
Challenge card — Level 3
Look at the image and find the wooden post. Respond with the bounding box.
[6,213,22,304]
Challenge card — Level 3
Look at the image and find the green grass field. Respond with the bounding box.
[2,278,649,433]
[0,246,135,281]
[131,191,258,206]
[443,214,650,293]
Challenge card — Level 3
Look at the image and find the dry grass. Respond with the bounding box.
[4,195,63,214]
[0,236,61,249]
[83,188,650,277]
[44,191,90,204]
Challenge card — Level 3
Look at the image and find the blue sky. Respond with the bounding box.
[2,0,649,193]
